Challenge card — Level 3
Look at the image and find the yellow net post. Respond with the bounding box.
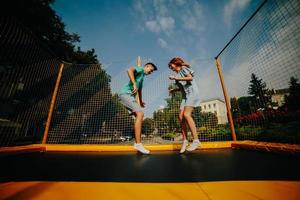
[215,58,237,141]
[42,63,65,144]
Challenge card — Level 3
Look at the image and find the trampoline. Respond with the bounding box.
[1,149,300,182]
[1,147,300,199]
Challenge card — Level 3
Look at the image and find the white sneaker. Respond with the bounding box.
[134,143,150,154]
[187,139,201,152]
[180,140,189,154]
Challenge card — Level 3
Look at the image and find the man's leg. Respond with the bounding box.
[134,111,144,143]
[133,111,150,154]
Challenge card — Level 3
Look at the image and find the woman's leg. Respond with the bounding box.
[179,110,189,153]
[179,110,188,140]
[183,106,200,151]
[183,106,198,140]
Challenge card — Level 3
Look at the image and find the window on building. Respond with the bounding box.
[204,105,206,109]
[213,103,216,108]
[208,104,211,109]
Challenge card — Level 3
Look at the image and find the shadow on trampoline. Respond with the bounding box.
[1,149,300,183]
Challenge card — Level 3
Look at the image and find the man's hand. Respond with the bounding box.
[131,84,138,95]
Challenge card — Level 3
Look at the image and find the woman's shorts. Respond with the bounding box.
[180,96,200,110]
[119,93,144,113]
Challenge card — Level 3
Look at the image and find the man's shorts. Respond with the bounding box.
[119,93,144,113]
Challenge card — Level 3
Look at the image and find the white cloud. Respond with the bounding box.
[193,61,223,100]
[221,1,300,97]
[145,17,175,34]
[224,0,250,27]
[158,17,175,31]
[134,0,145,16]
[159,105,165,109]
[175,0,186,6]
[224,61,251,97]
[154,0,168,16]
[145,20,161,33]
[180,1,205,33]
[134,0,175,35]
[158,38,168,48]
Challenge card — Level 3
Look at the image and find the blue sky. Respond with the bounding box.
[52,0,265,117]
[53,0,262,62]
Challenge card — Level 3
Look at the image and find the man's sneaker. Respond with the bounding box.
[180,140,189,154]
[187,139,201,151]
[134,143,150,154]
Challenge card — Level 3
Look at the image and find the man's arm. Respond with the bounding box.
[137,88,143,107]
[127,67,143,106]
[127,67,137,95]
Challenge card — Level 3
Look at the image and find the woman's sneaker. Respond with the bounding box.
[134,143,150,154]
[187,139,201,151]
[180,140,189,154]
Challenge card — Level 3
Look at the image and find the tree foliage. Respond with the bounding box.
[152,84,218,134]
[0,0,98,63]
[248,73,271,109]
[284,77,300,111]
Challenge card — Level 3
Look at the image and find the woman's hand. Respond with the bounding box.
[141,101,145,108]
[169,76,177,80]
[169,88,179,94]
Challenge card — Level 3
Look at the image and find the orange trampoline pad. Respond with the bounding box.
[1,181,299,200]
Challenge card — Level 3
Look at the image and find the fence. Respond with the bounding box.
[0,0,299,146]
[216,0,300,144]
[0,18,61,146]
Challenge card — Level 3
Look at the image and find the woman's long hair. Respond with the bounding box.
[168,57,190,68]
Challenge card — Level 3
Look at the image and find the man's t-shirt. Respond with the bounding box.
[119,66,144,95]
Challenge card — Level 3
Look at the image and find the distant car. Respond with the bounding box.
[125,136,132,141]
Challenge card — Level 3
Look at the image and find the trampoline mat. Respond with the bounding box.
[1,149,300,182]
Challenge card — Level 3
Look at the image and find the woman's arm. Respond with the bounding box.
[169,73,193,81]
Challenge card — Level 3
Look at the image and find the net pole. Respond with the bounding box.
[42,63,65,144]
[215,58,237,141]
[135,56,142,106]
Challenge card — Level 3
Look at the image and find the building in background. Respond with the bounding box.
[200,98,228,124]
[271,88,289,108]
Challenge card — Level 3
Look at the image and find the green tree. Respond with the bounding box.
[1,0,98,63]
[152,83,219,134]
[142,118,154,135]
[237,96,254,115]
[284,77,300,111]
[153,109,169,134]
[248,73,271,109]
[199,112,218,128]
[192,106,202,128]
[230,97,240,118]
[72,47,99,64]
